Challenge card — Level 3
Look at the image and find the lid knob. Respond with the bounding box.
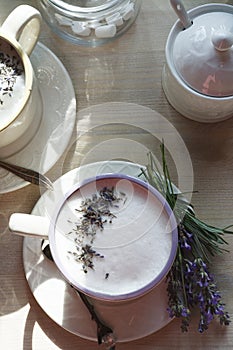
[212,30,233,51]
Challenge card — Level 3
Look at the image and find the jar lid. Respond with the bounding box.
[50,0,119,13]
[172,6,233,97]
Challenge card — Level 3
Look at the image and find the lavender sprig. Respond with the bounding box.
[140,143,232,332]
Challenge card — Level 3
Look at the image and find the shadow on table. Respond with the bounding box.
[22,286,99,350]
[0,236,30,316]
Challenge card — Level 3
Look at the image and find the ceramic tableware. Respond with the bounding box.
[0,5,42,153]
[162,1,233,123]
[9,173,178,302]
[0,42,76,191]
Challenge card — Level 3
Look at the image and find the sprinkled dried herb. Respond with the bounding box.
[68,243,105,273]
[68,185,126,273]
[0,49,23,105]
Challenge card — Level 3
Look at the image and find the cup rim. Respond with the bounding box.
[48,173,178,302]
[0,33,33,131]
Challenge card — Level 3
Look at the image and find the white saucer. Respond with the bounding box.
[23,161,173,343]
[0,42,76,193]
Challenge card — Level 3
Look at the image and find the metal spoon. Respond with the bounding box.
[41,240,116,349]
[170,0,192,29]
[0,160,53,191]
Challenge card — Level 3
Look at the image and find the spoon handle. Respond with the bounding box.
[0,160,53,190]
[41,240,116,349]
[170,0,192,29]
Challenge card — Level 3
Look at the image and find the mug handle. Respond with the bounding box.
[9,213,49,239]
[1,5,41,56]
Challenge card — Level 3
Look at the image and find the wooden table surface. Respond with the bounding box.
[1,0,233,349]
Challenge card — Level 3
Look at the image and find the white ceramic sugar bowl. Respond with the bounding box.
[162,1,233,123]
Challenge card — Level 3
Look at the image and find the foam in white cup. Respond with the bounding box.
[50,175,178,301]
[0,39,25,128]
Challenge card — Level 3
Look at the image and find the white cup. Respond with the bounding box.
[0,5,42,157]
[9,174,178,302]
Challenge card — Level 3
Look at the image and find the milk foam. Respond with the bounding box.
[54,177,175,299]
[0,39,25,127]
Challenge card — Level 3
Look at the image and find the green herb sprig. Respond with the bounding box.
[140,143,232,332]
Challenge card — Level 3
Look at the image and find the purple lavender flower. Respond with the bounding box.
[183,258,230,332]
[166,251,231,333]
[179,225,193,251]
[180,236,192,250]
[143,145,232,334]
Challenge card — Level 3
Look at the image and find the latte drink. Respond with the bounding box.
[51,175,177,301]
[0,39,25,128]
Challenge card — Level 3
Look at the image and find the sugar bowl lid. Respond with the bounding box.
[171,2,233,97]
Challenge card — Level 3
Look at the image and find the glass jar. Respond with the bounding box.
[38,0,141,46]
